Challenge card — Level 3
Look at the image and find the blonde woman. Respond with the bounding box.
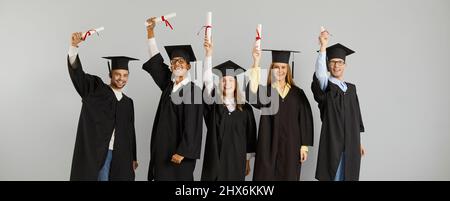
[247,47,314,181]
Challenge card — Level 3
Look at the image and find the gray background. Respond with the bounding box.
[1,0,449,181]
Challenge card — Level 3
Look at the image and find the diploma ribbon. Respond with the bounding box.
[196,25,212,36]
[256,29,262,41]
[82,29,100,41]
[161,16,173,30]
[205,25,212,36]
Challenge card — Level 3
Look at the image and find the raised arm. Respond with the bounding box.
[67,32,102,98]
[203,35,214,95]
[246,46,268,109]
[315,29,330,91]
[142,17,171,90]
[248,46,261,94]
[146,17,160,58]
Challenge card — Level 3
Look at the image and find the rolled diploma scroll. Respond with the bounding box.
[255,24,262,50]
[145,13,177,26]
[206,12,212,42]
[82,27,104,40]
[319,26,328,45]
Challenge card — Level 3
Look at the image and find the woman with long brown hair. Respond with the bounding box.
[246,46,314,181]
[201,37,257,181]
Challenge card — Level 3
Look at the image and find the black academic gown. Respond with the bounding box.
[311,74,365,181]
[246,84,314,181]
[143,53,203,181]
[68,55,137,181]
[201,88,257,181]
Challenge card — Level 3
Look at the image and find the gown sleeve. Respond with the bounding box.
[246,66,266,109]
[355,89,365,133]
[202,86,217,115]
[176,84,204,159]
[311,73,328,121]
[67,55,103,98]
[299,89,314,146]
[246,84,272,110]
[245,104,257,153]
[130,99,137,161]
[142,53,172,91]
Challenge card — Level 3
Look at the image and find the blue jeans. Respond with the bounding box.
[334,152,345,181]
[98,150,113,181]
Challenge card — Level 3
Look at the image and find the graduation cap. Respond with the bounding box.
[164,45,198,78]
[326,43,355,62]
[212,60,246,78]
[262,49,300,78]
[102,56,139,75]
[164,45,196,62]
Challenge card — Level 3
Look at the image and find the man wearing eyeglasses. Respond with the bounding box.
[311,29,366,181]
[142,17,203,181]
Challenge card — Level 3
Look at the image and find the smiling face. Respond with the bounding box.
[110,69,129,89]
[271,62,288,82]
[328,58,346,79]
[170,56,190,77]
[221,76,236,97]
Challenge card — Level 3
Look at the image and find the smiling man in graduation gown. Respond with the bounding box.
[143,17,203,181]
[67,32,138,181]
[312,30,366,181]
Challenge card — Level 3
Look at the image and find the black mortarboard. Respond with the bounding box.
[262,49,300,78]
[326,43,355,61]
[212,60,246,78]
[164,45,197,78]
[164,45,197,62]
[102,56,139,73]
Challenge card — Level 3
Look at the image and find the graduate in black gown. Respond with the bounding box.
[246,46,314,181]
[201,37,257,181]
[143,17,203,181]
[67,32,138,181]
[312,29,365,181]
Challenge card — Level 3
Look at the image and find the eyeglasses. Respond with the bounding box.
[170,58,187,65]
[329,60,345,66]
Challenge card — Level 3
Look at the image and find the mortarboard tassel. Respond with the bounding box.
[107,61,111,77]
[195,62,197,80]
[292,53,295,78]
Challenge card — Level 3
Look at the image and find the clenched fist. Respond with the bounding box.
[71,32,84,48]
